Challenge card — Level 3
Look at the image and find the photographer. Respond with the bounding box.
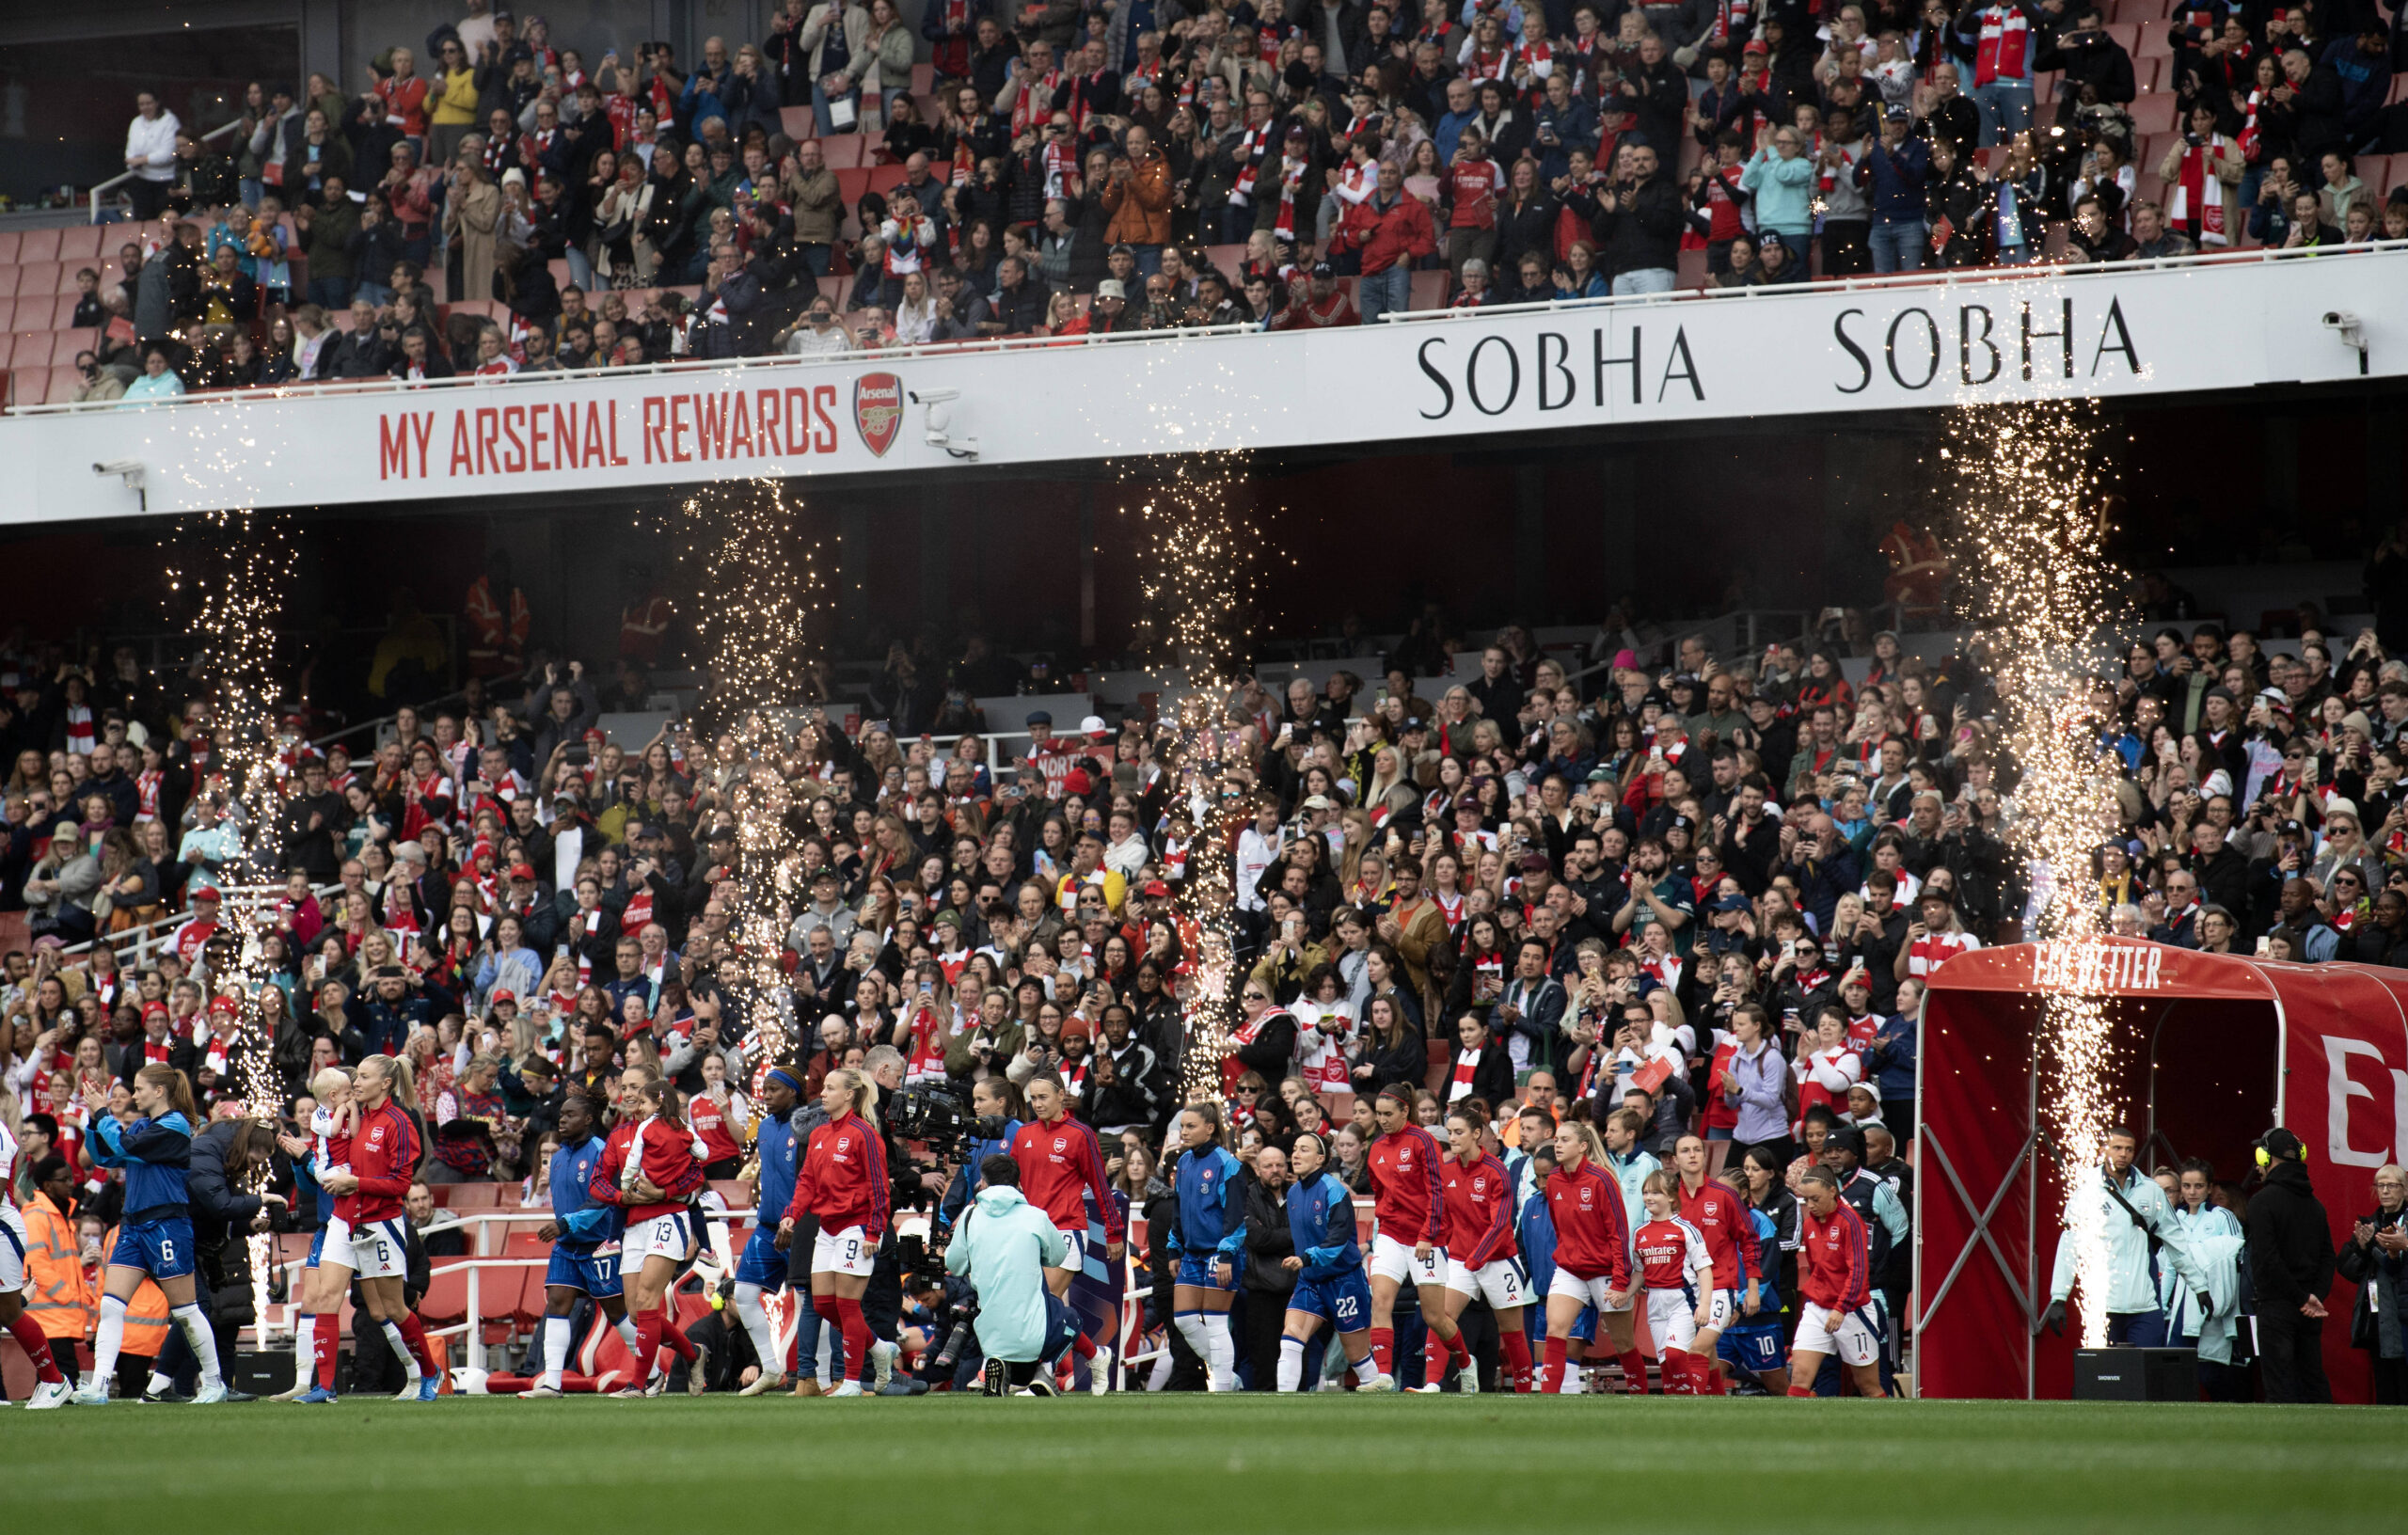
[946,1154,1084,1395]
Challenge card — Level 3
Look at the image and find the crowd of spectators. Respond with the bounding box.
[59,0,2408,402]
[7,516,2408,1393]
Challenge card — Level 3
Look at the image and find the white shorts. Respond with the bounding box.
[811,1223,876,1277]
[1369,1231,1445,1287]
[1048,1226,1088,1275]
[1703,1286,1743,1332]
[1795,1301,1880,1367]
[347,1216,410,1281]
[620,1211,694,1277]
[316,1214,356,1272]
[0,1205,28,1292]
[1443,1253,1530,1310]
[1545,1268,1626,1312]
[1645,1287,1698,1353]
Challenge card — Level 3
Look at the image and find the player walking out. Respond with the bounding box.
[1633,1171,1717,1394]
[73,1065,230,1403]
[1,1117,73,1407]
[1166,1102,1244,1392]
[1278,1131,1394,1392]
[270,1067,350,1402]
[1789,1167,1885,1398]
[777,1067,891,1398]
[1364,1086,1462,1386]
[1434,1106,1533,1393]
[1538,1121,1632,1394]
[1007,1072,1125,1393]
[594,1069,708,1397]
[527,1091,644,1396]
[731,1065,803,1396]
[1671,1133,1759,1394]
[324,1054,441,1400]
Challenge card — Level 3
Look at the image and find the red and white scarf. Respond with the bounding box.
[1009,68,1063,136]
[2170,137,2227,245]
[1972,6,2029,84]
[1448,1045,1482,1101]
[64,705,94,754]
[1274,154,1307,237]
[1229,121,1274,205]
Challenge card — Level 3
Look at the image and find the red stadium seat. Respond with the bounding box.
[10,333,57,370]
[1204,244,1245,277]
[911,62,935,94]
[0,230,20,265]
[2137,19,2176,56]
[821,135,867,169]
[18,228,60,263]
[2131,55,2162,92]
[1409,269,1449,309]
[0,266,21,301]
[865,164,909,197]
[15,263,62,300]
[420,1257,473,1325]
[835,167,872,206]
[2102,23,2140,56]
[44,366,83,404]
[1677,247,1709,290]
[55,226,103,262]
[779,106,816,140]
[2130,94,2178,135]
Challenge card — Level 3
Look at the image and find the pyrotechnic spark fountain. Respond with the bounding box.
[166,503,299,1347]
[1123,450,1264,1104]
[663,479,826,1092]
[1940,400,2129,1347]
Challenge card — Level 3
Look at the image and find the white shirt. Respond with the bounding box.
[1235,825,1283,912]
[126,109,182,182]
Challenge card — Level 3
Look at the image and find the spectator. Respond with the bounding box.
[2336,1163,2408,1404]
[122,89,182,221]
[119,348,186,407]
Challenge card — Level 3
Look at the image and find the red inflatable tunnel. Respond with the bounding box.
[1914,939,2408,1401]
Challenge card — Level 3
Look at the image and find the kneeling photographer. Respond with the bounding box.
[946,1154,1084,1395]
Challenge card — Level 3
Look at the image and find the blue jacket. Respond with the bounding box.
[1519,1186,1560,1294]
[1855,136,1930,223]
[938,1117,1022,1232]
[93,1110,195,1222]
[753,1108,801,1222]
[1739,148,1814,235]
[1287,1170,1363,1283]
[1864,1008,1919,1101]
[1171,1144,1245,1262]
[548,1131,621,1250]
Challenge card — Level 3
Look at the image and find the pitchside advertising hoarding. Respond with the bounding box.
[3,248,2400,522]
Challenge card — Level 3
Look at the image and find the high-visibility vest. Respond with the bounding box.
[22,1193,94,1341]
[96,1227,173,1359]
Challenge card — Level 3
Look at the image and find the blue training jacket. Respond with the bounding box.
[92,1110,195,1223]
[549,1131,622,1250]
[1287,1170,1364,1284]
[753,1108,801,1224]
[1171,1144,1244,1262]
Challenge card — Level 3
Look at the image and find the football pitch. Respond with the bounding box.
[8,1394,2397,1529]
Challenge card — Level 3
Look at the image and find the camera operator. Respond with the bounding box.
[862,1045,952,1391]
[946,1154,1085,1395]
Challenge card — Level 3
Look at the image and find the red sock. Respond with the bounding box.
[1070,1330,1098,1362]
[1501,1331,1533,1393]
[1621,1348,1650,1393]
[397,1313,437,1382]
[1542,1335,1568,1394]
[831,1295,873,1382]
[1450,1329,1476,1369]
[636,1309,664,1376]
[1786,1384,1816,1397]
[9,1314,63,1384]
[316,1312,341,1390]
[1369,1327,1394,1374]
[658,1306,697,1362]
[1691,1352,1727,1395]
[1425,1330,1453,1384]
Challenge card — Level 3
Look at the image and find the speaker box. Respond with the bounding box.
[229,1350,296,1395]
[2073,1346,2195,1400]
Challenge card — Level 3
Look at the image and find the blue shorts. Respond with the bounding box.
[1176,1251,1236,1290]
[735,1226,790,1290]
[1570,1303,1597,1344]
[1289,1269,1373,1333]
[119,1216,197,1281]
[1719,1321,1786,1374]
[306,1224,328,1270]
[546,1245,624,1299]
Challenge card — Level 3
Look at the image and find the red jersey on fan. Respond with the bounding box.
[1448,158,1504,229]
[1799,1197,1873,1309]
[351,1100,420,1223]
[591,1113,706,1224]
[1009,1115,1123,1240]
[1439,1151,1518,1267]
[1676,1175,1761,1290]
[1369,1124,1447,1246]
[1545,1161,1632,1284]
[1905,927,1981,979]
[1635,1214,1711,1290]
[784,1111,889,1238]
[689,1092,741,1166]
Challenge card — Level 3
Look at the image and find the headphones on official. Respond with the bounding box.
[2253,1132,2307,1169]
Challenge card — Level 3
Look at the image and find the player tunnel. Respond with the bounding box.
[1914,941,2408,1403]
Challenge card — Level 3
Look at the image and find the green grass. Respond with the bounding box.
[8,1394,2400,1530]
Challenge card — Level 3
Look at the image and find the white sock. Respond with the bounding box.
[1564,1359,1586,1395]
[1146,1347,1175,1391]
[614,1315,642,1359]
[816,1325,838,1385]
[1201,1313,1236,1387]
[1276,1337,1306,1392]
[1172,1311,1209,1365]
[147,1369,177,1397]
[90,1294,127,1386]
[1352,1352,1380,1385]
[172,1303,223,1388]
[542,1316,573,1389]
[731,1284,781,1377]
[380,1320,421,1384]
[293,1312,316,1384]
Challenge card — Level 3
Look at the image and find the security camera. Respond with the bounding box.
[93,458,146,478]
[2323,310,2368,374]
[92,459,149,511]
[909,388,976,460]
[907,388,958,404]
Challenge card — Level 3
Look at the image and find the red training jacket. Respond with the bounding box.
[1677,1175,1762,1290]
[1368,1124,1447,1247]
[784,1111,890,1240]
[590,1114,706,1224]
[1439,1151,1518,1268]
[350,1100,420,1224]
[1009,1115,1124,1241]
[1545,1160,1632,1285]
[1799,1197,1873,1310]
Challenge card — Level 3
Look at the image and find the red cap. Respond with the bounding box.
[1742,38,1767,53]
[509,862,538,881]
[142,1000,169,1019]
[492,989,517,1005]
[1061,768,1093,797]
[208,995,240,1017]
[191,884,220,902]
[1142,879,1171,898]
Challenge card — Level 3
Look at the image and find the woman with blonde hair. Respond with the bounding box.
[773,1065,893,1395]
[593,1067,707,1395]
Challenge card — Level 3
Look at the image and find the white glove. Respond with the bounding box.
[1673,44,1700,70]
